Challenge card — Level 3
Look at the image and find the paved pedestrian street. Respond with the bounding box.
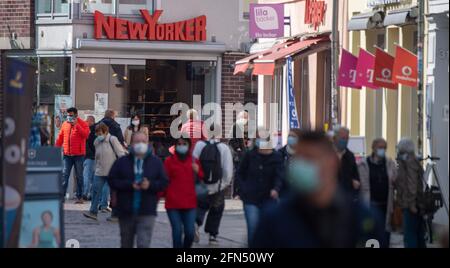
[64,199,247,248]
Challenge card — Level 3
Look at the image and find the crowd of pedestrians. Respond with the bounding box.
[54,107,436,248]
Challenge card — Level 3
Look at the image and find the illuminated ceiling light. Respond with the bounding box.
[145,77,151,82]
[80,68,86,73]
[123,76,128,81]
[112,73,118,77]
[90,67,97,74]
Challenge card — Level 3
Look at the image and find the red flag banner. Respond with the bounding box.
[374,47,398,89]
[338,49,361,89]
[355,48,378,90]
[392,45,418,87]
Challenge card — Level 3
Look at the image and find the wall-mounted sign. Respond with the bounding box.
[249,3,284,39]
[304,0,327,30]
[367,0,401,8]
[94,10,206,42]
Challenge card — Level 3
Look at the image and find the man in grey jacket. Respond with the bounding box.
[192,124,233,245]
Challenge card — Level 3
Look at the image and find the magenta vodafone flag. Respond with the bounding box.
[355,48,379,89]
[338,49,361,89]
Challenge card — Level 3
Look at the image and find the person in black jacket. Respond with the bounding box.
[99,110,125,147]
[235,129,284,245]
[251,131,385,248]
[82,116,96,201]
[333,126,360,201]
[278,128,302,196]
[107,131,169,248]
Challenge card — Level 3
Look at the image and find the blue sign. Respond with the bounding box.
[287,57,300,129]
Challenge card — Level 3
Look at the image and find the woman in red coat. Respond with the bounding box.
[164,136,204,248]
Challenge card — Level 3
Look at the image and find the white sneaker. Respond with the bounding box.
[194,224,200,243]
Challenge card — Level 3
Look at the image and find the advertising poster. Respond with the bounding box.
[53,95,73,144]
[249,3,284,38]
[286,57,300,129]
[94,93,108,117]
[19,199,61,248]
[2,57,35,247]
[116,117,131,134]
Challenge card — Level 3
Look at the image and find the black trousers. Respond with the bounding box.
[196,191,225,236]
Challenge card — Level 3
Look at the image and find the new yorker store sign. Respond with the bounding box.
[94,10,207,42]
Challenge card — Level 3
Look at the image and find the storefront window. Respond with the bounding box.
[81,0,116,14]
[39,57,71,105]
[37,0,52,14]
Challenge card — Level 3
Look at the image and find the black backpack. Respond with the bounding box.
[199,141,223,185]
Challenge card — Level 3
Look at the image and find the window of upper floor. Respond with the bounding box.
[36,0,156,21]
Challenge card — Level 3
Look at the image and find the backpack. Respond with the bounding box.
[199,141,223,185]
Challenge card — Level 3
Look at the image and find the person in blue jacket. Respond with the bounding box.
[251,131,385,248]
[235,129,284,246]
[107,131,168,248]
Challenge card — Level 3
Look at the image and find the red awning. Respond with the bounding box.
[233,41,294,75]
[252,36,329,76]
[233,63,250,75]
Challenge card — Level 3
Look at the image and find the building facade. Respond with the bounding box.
[425,0,449,226]
[8,0,254,142]
[343,0,421,158]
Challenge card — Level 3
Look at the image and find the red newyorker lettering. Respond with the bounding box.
[115,18,128,39]
[195,15,206,41]
[185,18,195,41]
[165,23,175,40]
[156,24,165,40]
[94,11,115,39]
[94,10,206,42]
[140,9,162,40]
[175,21,186,41]
[128,21,148,40]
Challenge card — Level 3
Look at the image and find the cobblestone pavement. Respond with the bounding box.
[64,199,246,248]
[64,199,438,248]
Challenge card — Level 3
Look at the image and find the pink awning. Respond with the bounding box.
[233,63,250,75]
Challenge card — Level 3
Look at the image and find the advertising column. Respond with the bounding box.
[1,57,35,247]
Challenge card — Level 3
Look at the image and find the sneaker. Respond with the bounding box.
[209,235,218,245]
[106,216,119,223]
[74,199,84,204]
[194,224,200,243]
[83,212,98,221]
[100,207,112,213]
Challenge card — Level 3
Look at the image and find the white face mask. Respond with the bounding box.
[133,142,148,155]
[132,120,140,127]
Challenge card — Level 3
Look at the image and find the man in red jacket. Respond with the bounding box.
[56,107,90,203]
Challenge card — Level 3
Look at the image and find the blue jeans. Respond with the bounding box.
[62,155,85,199]
[83,159,95,199]
[402,209,427,248]
[243,203,261,246]
[167,209,196,248]
[89,176,110,215]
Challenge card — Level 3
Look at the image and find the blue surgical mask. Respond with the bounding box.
[256,139,271,149]
[95,135,105,142]
[176,145,189,155]
[287,136,298,147]
[376,148,386,158]
[336,138,348,151]
[67,116,74,122]
[287,159,320,194]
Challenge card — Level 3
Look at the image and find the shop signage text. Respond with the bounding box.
[249,3,284,38]
[94,10,207,42]
[304,0,327,30]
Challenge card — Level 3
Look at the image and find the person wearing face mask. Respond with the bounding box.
[107,131,168,248]
[55,107,90,204]
[192,124,233,245]
[395,138,426,248]
[358,138,397,248]
[124,114,149,147]
[278,129,302,196]
[83,123,126,221]
[251,131,385,248]
[235,129,284,246]
[333,126,361,201]
[163,135,204,248]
